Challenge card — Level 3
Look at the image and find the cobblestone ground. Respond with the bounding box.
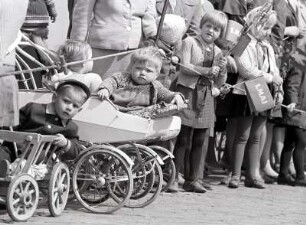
[1,173,306,225]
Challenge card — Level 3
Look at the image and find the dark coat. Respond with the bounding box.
[282,42,306,129]
[16,102,83,160]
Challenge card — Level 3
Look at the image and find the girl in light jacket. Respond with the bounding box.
[228,6,283,189]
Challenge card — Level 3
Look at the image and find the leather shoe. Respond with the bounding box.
[183,181,206,193]
[199,180,212,190]
[191,181,207,193]
[244,178,266,189]
[228,176,239,188]
[262,174,277,184]
[167,181,179,193]
[295,177,306,187]
[182,181,193,192]
[277,174,295,186]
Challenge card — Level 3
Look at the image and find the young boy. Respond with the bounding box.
[97,46,185,109]
[50,40,102,93]
[0,79,91,175]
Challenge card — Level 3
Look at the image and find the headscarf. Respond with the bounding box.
[244,2,276,39]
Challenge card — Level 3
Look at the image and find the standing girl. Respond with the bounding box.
[228,6,283,189]
[170,10,228,193]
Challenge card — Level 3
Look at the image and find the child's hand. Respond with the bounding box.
[211,87,220,97]
[98,89,110,100]
[287,103,296,112]
[171,56,179,65]
[50,16,56,23]
[272,75,283,86]
[219,57,227,71]
[275,92,284,105]
[209,66,220,78]
[285,26,300,37]
[53,134,69,148]
[171,94,186,110]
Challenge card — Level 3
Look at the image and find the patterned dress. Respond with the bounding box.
[99,72,178,107]
[175,36,226,128]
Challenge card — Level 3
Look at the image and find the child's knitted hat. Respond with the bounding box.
[158,14,187,45]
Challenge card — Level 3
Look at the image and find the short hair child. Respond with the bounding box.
[200,10,228,38]
[130,46,163,73]
[170,10,228,193]
[50,40,102,93]
[0,80,90,175]
[58,40,92,67]
[97,46,185,110]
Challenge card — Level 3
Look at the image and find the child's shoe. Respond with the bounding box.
[244,178,266,189]
[183,181,206,193]
[167,180,179,193]
[191,181,207,193]
[178,173,185,185]
[182,181,193,192]
[0,160,10,178]
[199,179,212,190]
[262,160,279,178]
[277,174,295,186]
[228,175,240,189]
[295,177,306,187]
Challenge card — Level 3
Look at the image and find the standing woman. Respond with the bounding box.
[0,0,29,127]
[70,0,157,80]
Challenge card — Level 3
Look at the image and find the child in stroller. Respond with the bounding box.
[97,46,186,117]
[0,79,91,175]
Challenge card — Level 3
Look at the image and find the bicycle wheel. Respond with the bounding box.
[117,144,163,208]
[72,147,133,214]
[148,145,176,192]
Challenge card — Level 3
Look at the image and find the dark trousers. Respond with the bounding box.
[173,125,209,182]
[280,126,306,180]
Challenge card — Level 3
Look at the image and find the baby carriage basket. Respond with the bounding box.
[0,130,70,222]
[10,33,182,214]
[18,91,182,209]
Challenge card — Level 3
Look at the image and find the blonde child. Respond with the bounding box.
[97,46,185,110]
[228,6,283,189]
[169,10,228,193]
[156,14,187,89]
[50,40,102,93]
[0,80,91,178]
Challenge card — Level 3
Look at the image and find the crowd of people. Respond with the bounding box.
[0,0,306,211]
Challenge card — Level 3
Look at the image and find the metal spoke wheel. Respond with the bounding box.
[148,145,176,192]
[7,174,39,222]
[73,147,133,214]
[118,144,163,208]
[48,162,70,217]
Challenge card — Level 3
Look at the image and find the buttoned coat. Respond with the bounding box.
[70,0,157,50]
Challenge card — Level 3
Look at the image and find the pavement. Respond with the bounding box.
[1,171,306,225]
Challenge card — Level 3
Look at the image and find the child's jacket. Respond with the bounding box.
[99,72,177,108]
[15,102,83,161]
